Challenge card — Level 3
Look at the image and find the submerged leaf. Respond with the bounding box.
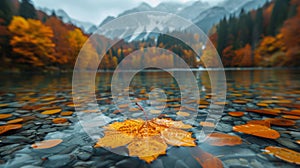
[95,117,194,163]
[41,109,62,115]
[205,132,242,146]
[190,147,223,168]
[0,124,22,135]
[32,139,63,149]
[7,118,24,124]
[233,124,280,139]
[200,121,215,127]
[265,146,300,165]
[94,131,134,148]
[52,118,68,124]
[161,128,196,147]
[228,112,244,117]
[265,118,296,127]
[247,120,271,127]
[128,136,167,163]
[0,114,12,119]
[281,115,300,120]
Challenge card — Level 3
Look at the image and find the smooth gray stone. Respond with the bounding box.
[174,160,189,168]
[4,153,40,168]
[73,161,95,167]
[0,108,14,114]
[115,158,140,168]
[43,154,76,168]
[77,151,92,161]
[215,122,232,132]
[1,136,31,144]
[150,159,164,168]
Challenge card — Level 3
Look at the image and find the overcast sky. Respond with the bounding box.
[32,0,225,25]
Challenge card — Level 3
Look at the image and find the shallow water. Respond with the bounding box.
[0,69,299,168]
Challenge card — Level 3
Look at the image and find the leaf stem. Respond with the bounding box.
[136,102,148,121]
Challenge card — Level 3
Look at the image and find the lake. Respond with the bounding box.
[0,69,299,167]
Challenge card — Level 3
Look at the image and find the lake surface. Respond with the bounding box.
[0,69,299,167]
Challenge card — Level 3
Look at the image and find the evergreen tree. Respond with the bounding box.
[268,0,290,35]
[19,0,37,19]
[216,17,228,57]
[0,0,13,24]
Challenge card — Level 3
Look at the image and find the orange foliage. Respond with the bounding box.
[8,16,55,67]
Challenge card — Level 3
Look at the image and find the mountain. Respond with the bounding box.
[98,0,268,41]
[194,7,230,33]
[38,7,96,34]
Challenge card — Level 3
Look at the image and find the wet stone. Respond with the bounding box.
[1,135,32,144]
[174,160,189,168]
[276,138,300,151]
[43,154,76,168]
[73,161,95,168]
[216,122,232,132]
[115,158,141,168]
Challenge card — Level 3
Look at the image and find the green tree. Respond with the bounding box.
[19,0,37,19]
[268,0,290,36]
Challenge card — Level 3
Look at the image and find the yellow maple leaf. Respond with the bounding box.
[94,118,196,163]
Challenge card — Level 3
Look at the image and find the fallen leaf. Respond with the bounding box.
[176,111,190,117]
[128,136,167,163]
[94,131,134,148]
[281,115,300,120]
[60,111,73,116]
[246,109,280,116]
[256,103,269,107]
[296,140,300,145]
[41,109,62,115]
[0,104,8,108]
[149,110,161,114]
[95,118,194,163]
[233,124,280,139]
[190,147,223,168]
[7,118,23,124]
[52,118,68,124]
[233,100,247,104]
[283,110,300,116]
[205,132,242,146]
[247,120,271,127]
[265,118,296,127]
[0,124,22,135]
[161,128,196,147]
[200,122,215,127]
[0,114,12,119]
[264,146,300,165]
[228,112,244,117]
[32,139,63,149]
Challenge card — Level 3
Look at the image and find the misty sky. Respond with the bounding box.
[32,0,225,25]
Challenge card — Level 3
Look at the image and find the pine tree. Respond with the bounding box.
[19,0,37,19]
[0,0,13,24]
[268,0,290,36]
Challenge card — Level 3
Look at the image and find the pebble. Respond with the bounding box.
[216,122,232,132]
[43,154,76,168]
[115,158,141,168]
[1,136,31,144]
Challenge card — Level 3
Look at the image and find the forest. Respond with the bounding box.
[0,0,299,71]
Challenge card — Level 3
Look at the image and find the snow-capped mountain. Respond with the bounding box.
[98,0,268,41]
[38,7,96,34]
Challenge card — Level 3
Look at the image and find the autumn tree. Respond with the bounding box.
[8,16,55,67]
[280,4,300,66]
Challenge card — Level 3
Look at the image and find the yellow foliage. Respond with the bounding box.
[8,16,55,67]
[94,118,195,163]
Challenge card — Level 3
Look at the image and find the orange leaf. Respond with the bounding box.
[161,128,196,147]
[176,111,190,117]
[7,118,23,124]
[32,139,63,149]
[246,109,280,116]
[60,111,73,116]
[190,147,223,168]
[247,120,271,127]
[0,124,22,135]
[52,118,68,124]
[265,118,296,126]
[228,112,244,117]
[265,146,300,165]
[41,109,62,115]
[94,131,134,148]
[283,109,300,116]
[205,132,242,146]
[233,124,280,139]
[281,115,300,120]
[0,114,12,119]
[127,136,167,163]
[200,121,215,127]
